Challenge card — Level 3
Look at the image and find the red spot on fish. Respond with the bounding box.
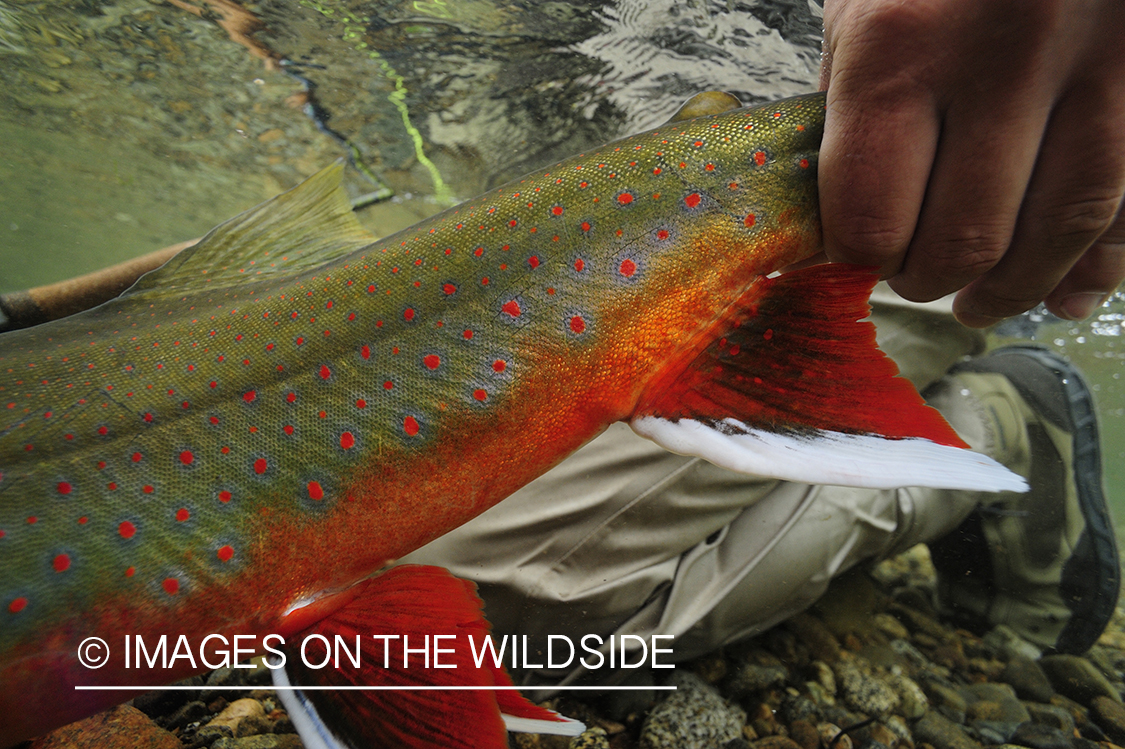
[656,229,670,240]
[57,482,72,495]
[384,381,394,390]
[442,283,457,295]
[98,426,108,436]
[652,167,662,175]
[243,390,256,403]
[551,205,563,216]
[502,300,521,317]
[283,425,294,435]
[684,193,701,208]
[729,344,741,356]
[473,389,488,402]
[340,432,355,450]
[744,214,756,228]
[528,256,540,269]
[360,344,371,360]
[799,158,809,169]
[131,452,143,463]
[754,151,766,166]
[580,221,591,232]
[176,508,190,522]
[119,521,136,539]
[492,360,507,373]
[217,545,234,562]
[9,597,27,614]
[423,354,441,370]
[319,364,331,380]
[180,451,194,465]
[620,259,637,277]
[125,567,135,577]
[162,578,180,595]
[403,416,420,436]
[462,330,473,340]
[704,162,715,171]
[254,458,267,475]
[78,517,88,525]
[403,308,416,322]
[356,399,367,409]
[574,259,585,272]
[53,554,70,573]
[209,416,220,426]
[286,392,297,403]
[570,316,586,334]
[219,490,232,503]
[142,485,154,495]
[616,192,634,205]
[764,329,774,340]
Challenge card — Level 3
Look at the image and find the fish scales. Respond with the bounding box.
[0,94,825,734]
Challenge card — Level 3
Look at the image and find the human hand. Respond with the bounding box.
[817,0,1125,327]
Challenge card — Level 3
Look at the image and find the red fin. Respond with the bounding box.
[276,565,582,749]
[629,264,1027,491]
[636,263,966,447]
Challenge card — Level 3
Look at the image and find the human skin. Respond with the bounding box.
[817,0,1125,327]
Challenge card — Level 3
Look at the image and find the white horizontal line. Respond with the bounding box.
[75,685,676,691]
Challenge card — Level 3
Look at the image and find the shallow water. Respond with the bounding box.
[0,0,1122,530]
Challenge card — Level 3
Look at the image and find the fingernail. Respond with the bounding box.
[1058,293,1107,321]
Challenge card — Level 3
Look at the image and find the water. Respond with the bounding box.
[0,0,1122,530]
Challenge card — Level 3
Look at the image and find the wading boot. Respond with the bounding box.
[926,345,1119,654]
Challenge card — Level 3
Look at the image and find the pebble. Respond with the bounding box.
[912,711,982,749]
[570,726,611,749]
[999,656,1055,703]
[832,654,900,717]
[788,719,820,749]
[729,662,790,694]
[1089,695,1125,743]
[817,722,852,749]
[639,672,745,749]
[958,683,1030,724]
[1008,722,1075,749]
[210,737,304,749]
[28,705,180,749]
[204,698,269,737]
[1023,702,1077,734]
[1039,655,1122,706]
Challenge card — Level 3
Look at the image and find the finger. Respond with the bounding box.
[1045,203,1125,321]
[951,79,1125,326]
[818,84,940,273]
[888,85,1052,303]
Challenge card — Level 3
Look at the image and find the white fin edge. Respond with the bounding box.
[272,663,349,749]
[502,713,586,736]
[631,416,1029,492]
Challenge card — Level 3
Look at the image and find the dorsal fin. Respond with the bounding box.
[666,91,744,123]
[123,161,375,300]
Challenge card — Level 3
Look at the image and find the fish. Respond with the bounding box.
[0,91,1026,748]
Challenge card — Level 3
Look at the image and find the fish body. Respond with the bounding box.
[0,92,1021,747]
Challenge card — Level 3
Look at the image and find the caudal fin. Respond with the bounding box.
[631,264,1027,492]
[274,565,584,749]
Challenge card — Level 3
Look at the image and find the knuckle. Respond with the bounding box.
[922,224,1010,276]
[828,212,915,265]
[1040,193,1125,250]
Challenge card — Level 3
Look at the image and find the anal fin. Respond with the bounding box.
[274,565,584,749]
[631,264,1027,492]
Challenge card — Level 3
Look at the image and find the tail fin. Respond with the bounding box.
[274,565,583,749]
[632,264,1027,492]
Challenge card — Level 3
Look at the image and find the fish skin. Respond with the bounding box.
[0,93,827,743]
